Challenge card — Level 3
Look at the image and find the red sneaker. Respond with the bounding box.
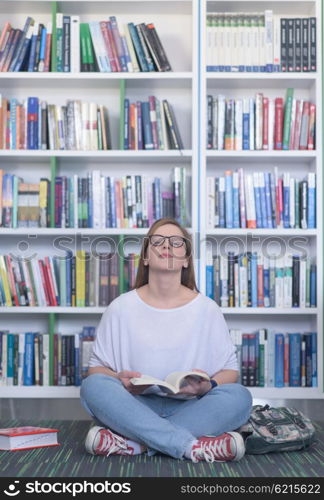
[85,426,135,457]
[191,432,245,463]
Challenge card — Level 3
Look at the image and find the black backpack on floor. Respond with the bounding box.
[237,404,316,454]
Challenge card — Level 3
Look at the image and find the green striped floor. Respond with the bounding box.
[0,420,323,477]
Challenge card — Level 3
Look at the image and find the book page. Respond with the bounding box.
[165,370,210,391]
[129,375,176,393]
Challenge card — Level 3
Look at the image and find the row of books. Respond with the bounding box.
[0,95,182,151]
[206,12,316,73]
[0,15,171,72]
[0,167,188,229]
[0,327,95,386]
[206,90,315,150]
[0,251,140,308]
[206,252,317,308]
[230,329,317,387]
[206,169,316,229]
[123,97,184,150]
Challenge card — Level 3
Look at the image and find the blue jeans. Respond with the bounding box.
[80,373,253,460]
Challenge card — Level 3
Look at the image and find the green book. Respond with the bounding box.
[80,23,88,71]
[259,344,265,387]
[306,260,311,307]
[119,80,126,149]
[97,108,103,150]
[56,13,63,72]
[294,179,300,228]
[84,23,95,71]
[51,2,57,72]
[60,257,67,307]
[282,88,294,150]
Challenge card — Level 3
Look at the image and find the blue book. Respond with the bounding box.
[110,176,116,228]
[10,17,34,71]
[9,98,17,149]
[27,23,39,71]
[7,333,15,384]
[124,99,130,150]
[259,173,267,227]
[66,251,72,307]
[311,332,317,387]
[154,177,161,219]
[225,172,233,228]
[206,264,214,299]
[307,173,316,228]
[127,22,148,72]
[38,25,47,71]
[253,174,262,227]
[14,30,32,71]
[289,333,301,386]
[251,252,258,307]
[283,174,290,228]
[242,113,250,149]
[141,101,154,150]
[233,173,240,228]
[136,101,143,150]
[121,35,132,71]
[275,333,284,387]
[263,261,270,306]
[24,333,35,385]
[310,264,316,307]
[218,178,225,228]
[27,97,39,149]
[264,172,274,228]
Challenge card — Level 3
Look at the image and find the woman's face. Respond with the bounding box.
[145,224,189,273]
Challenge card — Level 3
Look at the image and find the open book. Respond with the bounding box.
[130,370,210,395]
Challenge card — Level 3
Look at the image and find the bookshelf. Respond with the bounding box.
[199,0,323,398]
[0,0,323,400]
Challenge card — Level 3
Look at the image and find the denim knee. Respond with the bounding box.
[225,383,253,419]
[80,373,121,399]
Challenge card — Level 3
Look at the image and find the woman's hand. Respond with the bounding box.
[177,368,212,397]
[117,370,152,395]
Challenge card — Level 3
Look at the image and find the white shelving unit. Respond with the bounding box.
[0,0,323,400]
[199,0,323,399]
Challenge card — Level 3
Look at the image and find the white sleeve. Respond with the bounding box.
[88,301,119,371]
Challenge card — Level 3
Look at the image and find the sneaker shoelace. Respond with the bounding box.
[97,430,128,457]
[192,435,232,463]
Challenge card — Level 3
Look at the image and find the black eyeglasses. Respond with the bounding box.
[148,234,187,248]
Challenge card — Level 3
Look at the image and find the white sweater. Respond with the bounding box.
[88,289,238,397]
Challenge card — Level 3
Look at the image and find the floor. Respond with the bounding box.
[0,419,323,478]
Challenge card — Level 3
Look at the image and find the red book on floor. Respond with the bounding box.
[0,426,60,451]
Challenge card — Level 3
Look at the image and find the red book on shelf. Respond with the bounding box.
[38,259,50,306]
[293,100,303,150]
[257,259,264,307]
[4,255,20,306]
[0,427,60,451]
[262,97,269,150]
[44,257,58,306]
[44,29,52,72]
[100,21,118,72]
[307,103,316,150]
[274,97,284,150]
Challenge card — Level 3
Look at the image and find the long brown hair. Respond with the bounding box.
[133,217,200,292]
